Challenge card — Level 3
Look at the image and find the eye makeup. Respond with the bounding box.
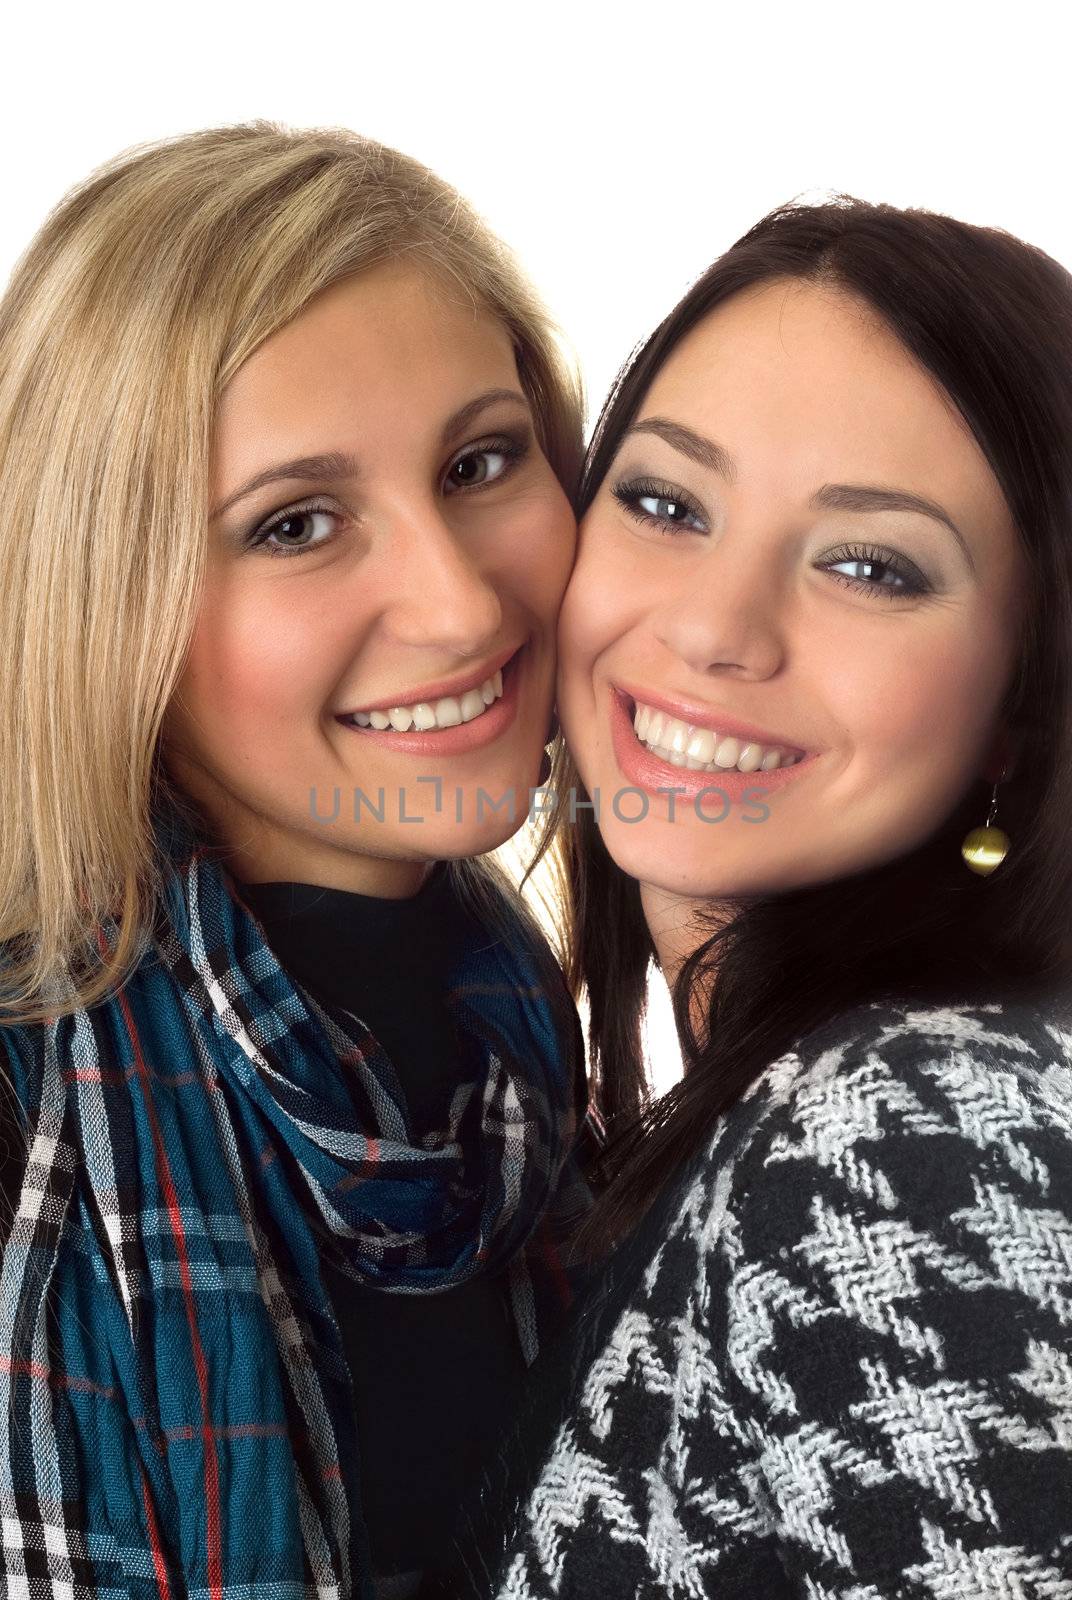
[608,468,937,600]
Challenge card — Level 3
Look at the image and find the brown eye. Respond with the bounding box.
[246,503,340,560]
[453,453,487,486]
[444,437,527,494]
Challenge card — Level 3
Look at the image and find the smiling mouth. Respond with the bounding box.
[337,650,518,734]
[623,693,806,775]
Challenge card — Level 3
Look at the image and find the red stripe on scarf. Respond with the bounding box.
[61,1064,201,1088]
[107,933,226,1600]
[0,1355,116,1398]
[334,1136,380,1194]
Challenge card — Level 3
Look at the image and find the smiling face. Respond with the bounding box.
[557,279,1027,955]
[163,262,576,894]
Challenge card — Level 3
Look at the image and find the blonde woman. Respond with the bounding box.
[0,123,590,1599]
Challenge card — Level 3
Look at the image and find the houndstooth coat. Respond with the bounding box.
[444,993,1072,1600]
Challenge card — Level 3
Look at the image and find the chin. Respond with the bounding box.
[596,818,776,902]
[416,774,541,859]
[424,813,527,860]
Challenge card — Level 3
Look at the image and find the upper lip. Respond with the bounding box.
[615,681,809,756]
[338,643,521,717]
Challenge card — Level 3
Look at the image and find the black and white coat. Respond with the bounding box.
[453,994,1072,1599]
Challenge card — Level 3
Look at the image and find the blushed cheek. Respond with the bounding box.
[176,587,327,755]
[563,524,674,687]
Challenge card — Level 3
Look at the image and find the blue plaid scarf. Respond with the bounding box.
[0,805,588,1598]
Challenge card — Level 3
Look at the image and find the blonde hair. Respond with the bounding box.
[0,121,584,1025]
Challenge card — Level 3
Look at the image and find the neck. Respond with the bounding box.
[233,842,434,898]
[640,881,737,1041]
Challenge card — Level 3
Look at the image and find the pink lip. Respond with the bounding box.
[334,646,525,757]
[340,642,522,717]
[609,685,818,803]
[613,680,809,758]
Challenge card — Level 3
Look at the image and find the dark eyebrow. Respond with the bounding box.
[621,417,737,479]
[208,387,532,522]
[810,483,976,574]
[618,416,976,575]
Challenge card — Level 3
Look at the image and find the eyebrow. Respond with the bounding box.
[620,414,975,573]
[808,483,976,574]
[622,417,737,478]
[208,386,532,522]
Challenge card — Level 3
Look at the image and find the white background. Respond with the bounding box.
[3,0,1066,1090]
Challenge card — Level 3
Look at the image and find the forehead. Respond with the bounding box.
[639,279,1009,527]
[212,263,518,466]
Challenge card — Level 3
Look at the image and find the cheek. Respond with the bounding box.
[555,570,615,721]
[822,612,1013,786]
[176,578,335,743]
[556,520,640,682]
[496,482,577,616]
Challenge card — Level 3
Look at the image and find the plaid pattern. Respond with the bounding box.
[0,807,589,1598]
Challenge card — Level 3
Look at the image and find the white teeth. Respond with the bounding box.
[347,667,506,731]
[434,696,462,728]
[630,699,800,774]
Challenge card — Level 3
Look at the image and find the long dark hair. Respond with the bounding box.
[561,197,1072,1249]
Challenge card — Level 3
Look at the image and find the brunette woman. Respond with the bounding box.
[0,122,591,1599]
[451,199,1072,1597]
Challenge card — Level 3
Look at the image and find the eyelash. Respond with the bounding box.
[611,476,932,599]
[828,542,930,599]
[244,433,532,559]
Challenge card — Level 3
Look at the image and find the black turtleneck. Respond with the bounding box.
[235,864,527,1597]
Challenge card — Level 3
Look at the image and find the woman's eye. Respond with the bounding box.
[823,546,930,598]
[249,506,338,559]
[445,439,524,492]
[637,493,705,531]
[612,479,708,534]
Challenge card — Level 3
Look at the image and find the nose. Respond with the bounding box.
[380,501,503,657]
[650,535,786,681]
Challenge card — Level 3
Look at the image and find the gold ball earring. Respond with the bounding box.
[961,776,1010,875]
